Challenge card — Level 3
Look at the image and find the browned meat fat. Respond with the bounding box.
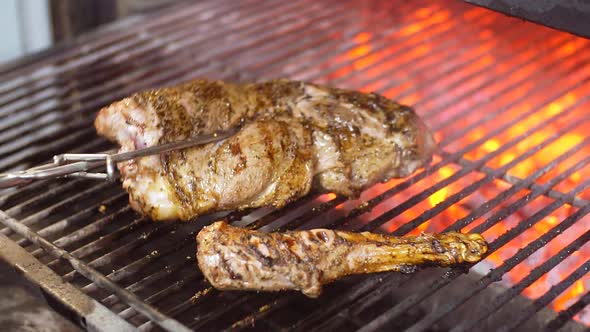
[196,221,488,297]
[94,79,436,221]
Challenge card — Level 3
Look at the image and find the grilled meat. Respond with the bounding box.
[196,221,488,297]
[95,79,435,221]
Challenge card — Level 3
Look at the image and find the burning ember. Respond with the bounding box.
[314,4,590,326]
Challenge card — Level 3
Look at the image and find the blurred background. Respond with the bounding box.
[0,0,178,64]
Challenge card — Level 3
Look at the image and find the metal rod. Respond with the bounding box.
[0,0,267,108]
[453,230,590,332]
[0,0,242,87]
[262,0,447,79]
[0,210,190,332]
[391,108,590,236]
[0,1,346,171]
[545,291,590,330]
[306,138,590,331]
[502,259,590,332]
[0,0,301,121]
[359,74,590,233]
[30,204,133,257]
[58,217,161,277]
[351,168,590,331]
[0,232,136,332]
[97,249,194,308]
[16,191,127,247]
[318,38,586,232]
[164,20,590,330]
[400,196,590,332]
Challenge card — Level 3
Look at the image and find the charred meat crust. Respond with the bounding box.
[95,79,436,221]
[196,221,488,297]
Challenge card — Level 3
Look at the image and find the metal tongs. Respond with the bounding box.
[0,127,240,189]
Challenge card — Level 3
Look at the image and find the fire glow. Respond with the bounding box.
[319,4,590,325]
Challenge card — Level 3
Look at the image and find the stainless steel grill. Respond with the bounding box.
[1,0,590,331]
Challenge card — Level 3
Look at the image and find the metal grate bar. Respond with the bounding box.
[333,16,549,96]
[0,210,190,332]
[0,1,356,172]
[13,185,122,245]
[246,195,329,230]
[206,119,590,331]
[285,113,590,331]
[354,171,590,331]
[452,157,590,209]
[0,0,268,107]
[50,216,153,271]
[545,292,590,330]
[0,0,238,86]
[314,37,586,231]
[390,107,590,236]
[2,182,113,237]
[358,74,590,233]
[185,294,253,331]
[400,189,590,332]
[0,1,332,150]
[133,276,206,322]
[262,2,448,80]
[188,28,590,329]
[289,2,479,83]
[1,179,88,215]
[0,0,316,121]
[501,259,590,332]
[78,237,194,300]
[59,223,175,282]
[360,189,590,332]
[453,229,590,332]
[30,205,134,258]
[27,192,128,244]
[96,251,195,309]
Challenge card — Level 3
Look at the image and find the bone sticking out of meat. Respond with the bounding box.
[95,79,436,221]
[196,221,488,297]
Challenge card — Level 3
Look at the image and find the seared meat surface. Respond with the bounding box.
[95,79,435,221]
[197,221,488,297]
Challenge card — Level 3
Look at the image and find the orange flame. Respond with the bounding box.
[333,4,590,324]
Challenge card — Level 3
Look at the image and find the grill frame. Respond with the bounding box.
[1,0,590,331]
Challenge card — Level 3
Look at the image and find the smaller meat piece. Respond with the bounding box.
[196,221,488,297]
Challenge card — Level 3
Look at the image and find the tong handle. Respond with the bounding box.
[0,161,105,189]
[0,173,35,188]
[0,126,241,189]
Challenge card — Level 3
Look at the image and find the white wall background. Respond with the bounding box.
[0,0,52,63]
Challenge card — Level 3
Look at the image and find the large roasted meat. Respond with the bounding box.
[95,79,435,221]
[197,221,488,297]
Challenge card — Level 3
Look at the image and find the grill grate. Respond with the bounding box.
[1,0,590,331]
